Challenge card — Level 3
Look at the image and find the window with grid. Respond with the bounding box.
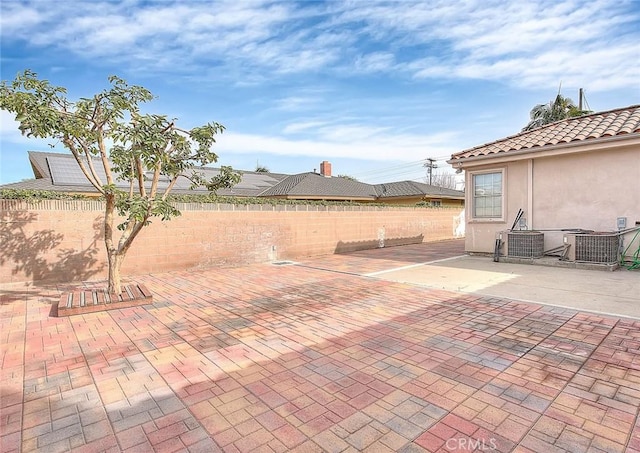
[472,172,503,218]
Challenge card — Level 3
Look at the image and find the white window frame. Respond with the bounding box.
[469,169,505,222]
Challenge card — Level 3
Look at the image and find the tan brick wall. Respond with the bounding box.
[0,200,463,285]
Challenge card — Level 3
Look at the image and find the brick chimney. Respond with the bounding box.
[320,161,332,177]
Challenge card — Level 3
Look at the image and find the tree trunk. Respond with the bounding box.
[104,193,121,294]
[103,193,145,295]
[107,250,124,295]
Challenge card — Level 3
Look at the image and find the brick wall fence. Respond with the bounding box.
[0,199,464,285]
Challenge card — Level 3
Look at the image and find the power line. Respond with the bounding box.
[350,158,430,177]
[365,166,447,183]
[367,171,429,183]
[359,162,460,184]
[353,155,452,176]
[367,167,431,181]
[350,154,451,179]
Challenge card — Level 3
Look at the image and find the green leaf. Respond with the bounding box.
[0,69,239,290]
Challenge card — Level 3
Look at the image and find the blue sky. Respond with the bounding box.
[1,0,639,186]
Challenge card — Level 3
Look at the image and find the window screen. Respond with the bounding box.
[473,172,502,218]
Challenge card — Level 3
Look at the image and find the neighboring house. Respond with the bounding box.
[2,151,289,198]
[2,152,465,206]
[447,105,640,260]
[262,162,464,206]
[373,181,464,207]
[259,172,379,202]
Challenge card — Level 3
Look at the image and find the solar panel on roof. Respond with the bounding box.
[45,155,286,195]
[48,156,136,189]
[48,156,106,186]
[48,155,186,191]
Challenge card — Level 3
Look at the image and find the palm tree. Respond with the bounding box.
[523,93,591,131]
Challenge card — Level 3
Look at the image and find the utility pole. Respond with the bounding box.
[425,158,438,185]
[579,88,583,111]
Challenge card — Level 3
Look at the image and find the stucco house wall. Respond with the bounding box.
[462,144,640,254]
[463,159,526,253]
[533,148,639,231]
[450,105,640,259]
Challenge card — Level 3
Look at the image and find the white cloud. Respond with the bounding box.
[316,124,393,142]
[0,111,69,156]
[282,121,329,134]
[1,1,638,90]
[354,52,396,73]
[332,0,639,90]
[273,96,323,112]
[0,3,43,32]
[412,42,640,91]
[1,111,37,144]
[5,0,636,104]
[218,129,458,162]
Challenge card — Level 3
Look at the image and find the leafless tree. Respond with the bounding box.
[427,172,459,190]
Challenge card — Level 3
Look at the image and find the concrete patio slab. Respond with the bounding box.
[1,239,639,452]
[372,254,640,320]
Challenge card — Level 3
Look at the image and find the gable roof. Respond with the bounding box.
[2,151,465,202]
[2,151,288,197]
[260,172,378,199]
[374,180,464,199]
[449,105,640,163]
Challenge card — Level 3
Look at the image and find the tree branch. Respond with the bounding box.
[118,215,148,256]
[149,161,162,199]
[63,136,105,194]
[89,95,102,130]
[162,176,180,201]
[104,193,116,252]
[128,159,134,198]
[97,131,114,185]
[80,139,106,189]
[135,157,146,197]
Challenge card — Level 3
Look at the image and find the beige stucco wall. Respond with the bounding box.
[532,148,640,230]
[0,200,463,285]
[463,144,640,255]
[463,160,528,253]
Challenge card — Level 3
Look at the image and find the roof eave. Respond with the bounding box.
[378,194,465,201]
[448,133,640,168]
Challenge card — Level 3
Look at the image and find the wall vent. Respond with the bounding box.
[507,231,544,258]
[574,233,619,263]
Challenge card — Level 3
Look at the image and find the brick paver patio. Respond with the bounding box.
[1,239,639,452]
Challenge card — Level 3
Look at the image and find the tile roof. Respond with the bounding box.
[2,151,465,201]
[5,152,288,197]
[450,105,640,162]
[0,177,84,192]
[259,173,379,199]
[374,181,464,199]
